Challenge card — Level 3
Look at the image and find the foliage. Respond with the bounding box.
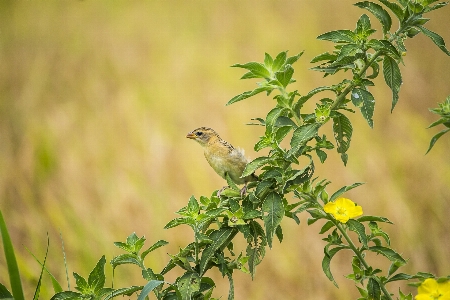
[1,0,449,299]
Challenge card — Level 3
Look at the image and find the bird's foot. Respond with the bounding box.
[217,186,229,198]
[240,184,248,197]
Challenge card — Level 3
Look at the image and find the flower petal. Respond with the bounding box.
[324,202,337,214]
[418,278,438,295]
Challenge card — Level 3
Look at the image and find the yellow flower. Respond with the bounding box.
[415,278,450,300]
[323,198,363,223]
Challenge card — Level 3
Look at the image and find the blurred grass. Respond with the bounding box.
[0,1,449,299]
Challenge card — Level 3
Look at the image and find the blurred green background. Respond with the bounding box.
[0,1,449,299]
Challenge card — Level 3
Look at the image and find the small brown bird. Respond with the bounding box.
[186,127,258,197]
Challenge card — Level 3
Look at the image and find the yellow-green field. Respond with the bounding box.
[0,1,449,299]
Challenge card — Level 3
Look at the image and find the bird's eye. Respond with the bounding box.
[195,131,203,136]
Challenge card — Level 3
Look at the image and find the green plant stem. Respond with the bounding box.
[331,50,383,110]
[336,222,393,300]
[194,227,199,266]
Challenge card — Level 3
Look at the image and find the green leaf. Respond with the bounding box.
[367,277,382,300]
[286,51,304,65]
[386,272,414,283]
[0,210,25,300]
[241,156,271,178]
[383,56,402,112]
[354,1,392,34]
[264,52,274,68]
[141,240,169,260]
[351,88,375,128]
[266,107,287,134]
[322,246,347,287]
[369,246,407,263]
[275,64,294,87]
[231,62,270,78]
[378,0,404,20]
[111,253,143,269]
[316,149,327,163]
[88,255,106,293]
[317,30,357,43]
[246,243,266,280]
[187,195,200,215]
[227,85,274,105]
[105,286,142,300]
[272,51,287,71]
[50,291,83,300]
[347,220,368,247]
[387,261,405,278]
[330,182,364,201]
[73,272,89,293]
[418,26,450,56]
[199,228,238,275]
[275,125,293,144]
[368,221,391,245]
[332,112,353,160]
[164,217,195,229]
[356,14,373,37]
[137,280,164,300]
[0,283,13,298]
[262,192,284,248]
[357,215,393,224]
[336,44,360,62]
[310,52,337,63]
[426,128,450,153]
[319,221,335,234]
[177,272,201,300]
[26,244,63,294]
[290,123,320,149]
[275,225,283,243]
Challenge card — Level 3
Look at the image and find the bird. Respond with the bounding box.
[186,127,258,197]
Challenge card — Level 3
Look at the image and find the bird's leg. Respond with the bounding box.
[217,186,229,198]
[239,183,248,197]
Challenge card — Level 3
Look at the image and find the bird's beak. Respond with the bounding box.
[186,132,196,139]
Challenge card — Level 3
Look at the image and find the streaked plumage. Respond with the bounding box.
[186,127,258,196]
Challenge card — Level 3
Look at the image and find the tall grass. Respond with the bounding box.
[0,1,449,299]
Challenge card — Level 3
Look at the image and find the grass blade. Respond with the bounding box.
[0,210,25,300]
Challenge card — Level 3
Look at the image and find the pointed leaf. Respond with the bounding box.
[226,86,274,105]
[369,246,407,263]
[286,51,304,65]
[418,26,450,56]
[367,277,382,300]
[354,1,392,33]
[262,192,284,248]
[137,281,164,300]
[322,246,347,287]
[264,53,274,68]
[383,56,402,112]
[290,123,320,148]
[141,240,169,260]
[231,62,270,78]
[0,210,25,300]
[426,128,450,153]
[347,219,368,247]
[378,0,404,20]
[275,64,294,87]
[246,244,265,280]
[351,88,375,128]
[332,112,353,155]
[272,51,287,71]
[50,291,83,300]
[357,215,393,224]
[317,30,357,43]
[241,156,271,178]
[330,182,364,201]
[199,228,238,275]
[177,272,201,300]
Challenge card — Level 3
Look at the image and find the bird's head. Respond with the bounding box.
[186,127,219,146]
